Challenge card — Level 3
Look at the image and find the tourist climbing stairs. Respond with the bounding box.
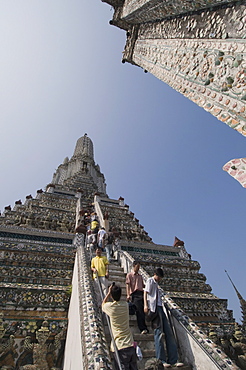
[103,259,191,370]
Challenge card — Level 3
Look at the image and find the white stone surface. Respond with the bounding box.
[63,254,83,370]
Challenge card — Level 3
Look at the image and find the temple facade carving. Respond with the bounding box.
[105,1,246,136]
[102,0,246,188]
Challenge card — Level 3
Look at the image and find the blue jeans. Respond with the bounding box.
[154,306,178,365]
[105,243,112,261]
[98,238,104,248]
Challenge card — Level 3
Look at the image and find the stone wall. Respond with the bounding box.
[125,37,246,135]
[106,1,246,137]
[121,0,239,23]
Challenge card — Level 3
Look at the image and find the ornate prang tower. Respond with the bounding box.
[0,134,108,369]
[0,134,151,369]
[51,134,107,196]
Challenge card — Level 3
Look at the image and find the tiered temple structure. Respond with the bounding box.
[0,134,245,369]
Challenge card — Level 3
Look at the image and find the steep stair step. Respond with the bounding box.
[108,272,126,280]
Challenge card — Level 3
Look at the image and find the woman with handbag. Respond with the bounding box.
[143,268,184,368]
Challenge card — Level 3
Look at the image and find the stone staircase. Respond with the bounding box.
[99,201,152,242]
[104,260,191,370]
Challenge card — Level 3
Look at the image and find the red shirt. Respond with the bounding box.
[126,271,144,295]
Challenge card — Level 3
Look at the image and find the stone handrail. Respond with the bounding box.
[63,233,112,370]
[117,248,239,370]
[94,195,105,228]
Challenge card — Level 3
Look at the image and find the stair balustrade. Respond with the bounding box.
[116,248,239,370]
[63,233,112,369]
[94,195,105,228]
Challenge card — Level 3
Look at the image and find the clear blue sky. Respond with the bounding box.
[0,1,245,323]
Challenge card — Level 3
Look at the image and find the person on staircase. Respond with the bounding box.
[105,228,115,262]
[91,212,98,221]
[102,283,138,370]
[91,247,109,302]
[143,268,184,368]
[91,217,99,235]
[126,261,149,335]
[87,230,97,256]
[98,226,107,249]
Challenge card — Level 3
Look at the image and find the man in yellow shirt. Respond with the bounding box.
[91,247,109,299]
[102,283,138,370]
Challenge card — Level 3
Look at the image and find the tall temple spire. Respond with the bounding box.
[73,133,94,159]
[51,134,107,195]
[225,270,246,332]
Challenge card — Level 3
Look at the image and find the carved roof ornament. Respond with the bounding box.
[101,0,124,8]
[0,312,6,339]
[225,270,246,333]
[208,326,220,345]
[234,323,244,338]
[223,158,246,188]
[38,318,50,334]
[63,156,69,164]
[173,236,185,247]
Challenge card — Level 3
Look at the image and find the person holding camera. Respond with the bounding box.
[102,283,138,370]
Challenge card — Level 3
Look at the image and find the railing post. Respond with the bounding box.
[94,196,105,227]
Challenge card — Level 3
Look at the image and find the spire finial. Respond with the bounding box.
[225,270,246,331]
[225,270,243,299]
[73,134,94,159]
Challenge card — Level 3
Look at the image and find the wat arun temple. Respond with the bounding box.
[1,1,246,369]
[0,134,245,370]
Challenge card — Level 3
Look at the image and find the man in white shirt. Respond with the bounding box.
[144,268,183,368]
[98,227,107,249]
